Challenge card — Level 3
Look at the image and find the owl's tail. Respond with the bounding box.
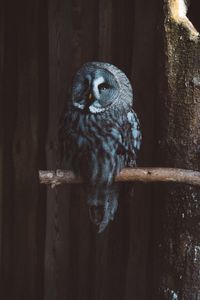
[87,184,119,233]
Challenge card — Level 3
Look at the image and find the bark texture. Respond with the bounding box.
[153,2,200,299]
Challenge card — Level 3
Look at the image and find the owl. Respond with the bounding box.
[59,62,141,233]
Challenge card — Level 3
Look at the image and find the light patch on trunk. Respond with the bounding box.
[168,0,199,40]
[177,0,187,18]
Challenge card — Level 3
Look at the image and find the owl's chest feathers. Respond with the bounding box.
[66,111,126,182]
[69,111,122,152]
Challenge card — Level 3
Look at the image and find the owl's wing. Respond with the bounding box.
[125,109,142,167]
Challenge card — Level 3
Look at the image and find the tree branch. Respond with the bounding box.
[39,168,200,187]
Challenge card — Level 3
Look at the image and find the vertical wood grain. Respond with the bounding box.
[0,0,4,275]
[126,1,159,299]
[1,1,20,297]
[1,0,48,299]
[98,0,112,61]
[45,0,72,299]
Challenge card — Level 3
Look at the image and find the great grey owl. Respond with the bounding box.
[59,62,141,233]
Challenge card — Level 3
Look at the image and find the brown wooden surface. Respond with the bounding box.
[0,0,4,276]
[0,1,48,299]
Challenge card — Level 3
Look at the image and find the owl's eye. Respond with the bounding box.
[98,82,111,92]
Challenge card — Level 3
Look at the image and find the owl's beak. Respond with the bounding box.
[88,93,93,101]
[84,92,94,112]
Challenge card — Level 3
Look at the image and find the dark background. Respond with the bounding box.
[0,0,200,299]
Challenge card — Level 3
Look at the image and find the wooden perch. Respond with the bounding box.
[39,168,200,186]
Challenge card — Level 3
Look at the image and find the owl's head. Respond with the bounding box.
[71,62,133,113]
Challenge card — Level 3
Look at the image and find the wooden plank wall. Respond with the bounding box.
[0,0,158,299]
[0,1,48,299]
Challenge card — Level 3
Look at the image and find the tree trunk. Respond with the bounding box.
[153,1,200,299]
